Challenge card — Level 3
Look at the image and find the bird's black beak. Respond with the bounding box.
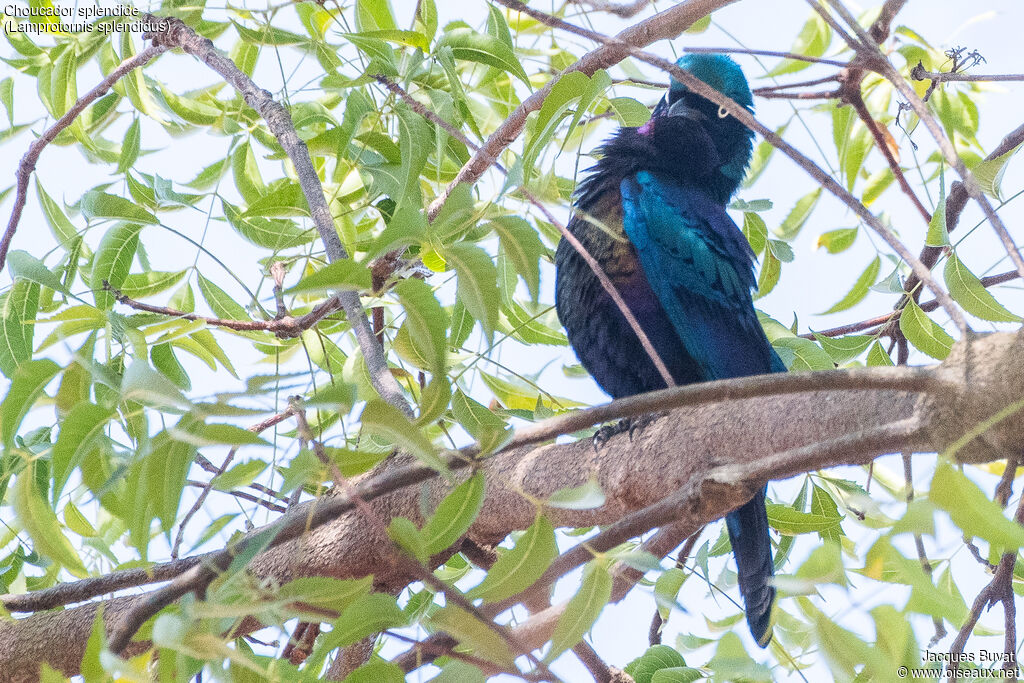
[666,96,705,122]
[651,95,669,119]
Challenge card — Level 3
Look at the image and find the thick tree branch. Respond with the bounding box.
[6,332,1024,678]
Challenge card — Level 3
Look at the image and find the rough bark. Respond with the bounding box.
[2,332,1023,681]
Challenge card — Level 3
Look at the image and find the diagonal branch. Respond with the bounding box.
[141,16,413,416]
[426,0,740,222]
[2,44,168,271]
[822,0,1024,289]
[107,283,342,338]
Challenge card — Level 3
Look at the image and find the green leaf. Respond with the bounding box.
[452,390,509,453]
[944,253,1020,322]
[813,334,872,364]
[742,212,768,255]
[547,560,612,662]
[866,340,894,366]
[775,188,820,241]
[91,223,143,310]
[222,201,314,251]
[360,399,442,470]
[494,217,546,301]
[355,0,396,31]
[607,96,651,127]
[119,270,188,299]
[744,123,787,188]
[523,71,588,180]
[546,478,606,510]
[52,402,114,503]
[173,423,270,447]
[627,646,694,683]
[416,376,451,426]
[327,593,406,648]
[931,462,1024,550]
[232,141,266,204]
[653,569,687,620]
[388,517,427,563]
[973,143,1021,200]
[430,605,516,669]
[899,300,953,360]
[120,361,189,409]
[278,576,372,616]
[35,179,78,247]
[815,228,858,254]
[286,259,372,294]
[117,117,140,174]
[422,472,485,555]
[0,76,12,124]
[1,359,60,448]
[819,256,880,314]
[925,165,948,247]
[863,167,895,206]
[212,460,269,492]
[15,461,88,578]
[197,273,249,320]
[771,336,833,371]
[6,250,68,294]
[0,279,41,376]
[438,28,530,85]
[766,11,831,76]
[469,515,557,603]
[243,182,308,218]
[706,632,773,681]
[766,504,841,536]
[395,278,448,375]
[445,243,499,340]
[81,191,157,225]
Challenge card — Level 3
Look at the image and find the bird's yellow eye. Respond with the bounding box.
[717,105,729,119]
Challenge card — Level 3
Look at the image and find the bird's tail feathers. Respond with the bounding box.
[725,487,776,647]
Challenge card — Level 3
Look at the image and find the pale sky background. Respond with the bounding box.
[2,0,1024,680]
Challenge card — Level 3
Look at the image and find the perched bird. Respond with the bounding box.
[554,54,783,646]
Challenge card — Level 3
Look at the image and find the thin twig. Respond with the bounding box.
[801,269,1020,340]
[108,282,343,338]
[682,45,850,68]
[753,89,839,100]
[949,480,1024,681]
[184,481,287,514]
[569,0,652,18]
[173,406,298,558]
[519,188,675,388]
[1,555,204,613]
[823,0,1024,292]
[754,74,841,93]
[847,92,931,222]
[911,66,1024,83]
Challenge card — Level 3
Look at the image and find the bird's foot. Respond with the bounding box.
[592,412,666,451]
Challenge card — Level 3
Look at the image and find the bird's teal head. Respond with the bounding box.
[668,54,753,112]
[637,53,754,201]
